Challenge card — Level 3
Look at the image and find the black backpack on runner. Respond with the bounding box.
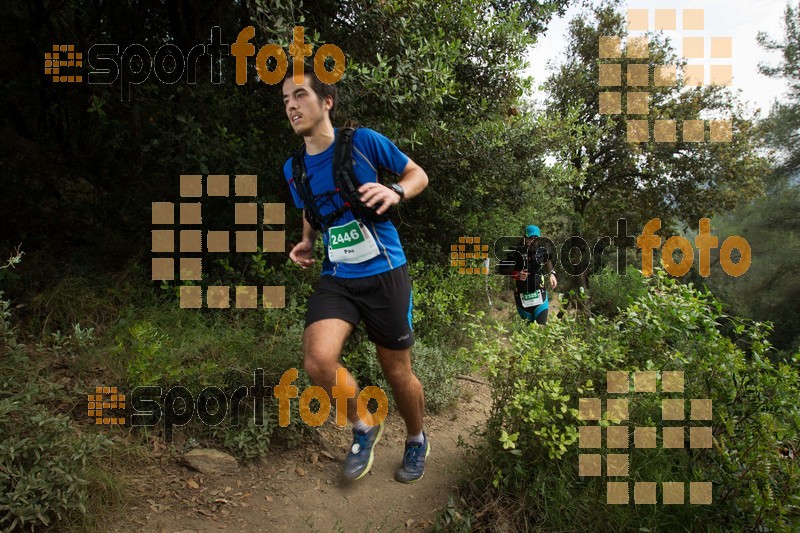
[290,127,395,232]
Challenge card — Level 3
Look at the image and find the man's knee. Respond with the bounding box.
[302,352,334,383]
[385,365,416,386]
[378,350,415,384]
[302,337,337,385]
[302,319,351,382]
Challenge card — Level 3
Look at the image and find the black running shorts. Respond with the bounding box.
[305,264,414,350]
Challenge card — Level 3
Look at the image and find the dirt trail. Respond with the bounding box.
[113,379,491,532]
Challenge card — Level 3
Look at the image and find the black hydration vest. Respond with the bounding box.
[290,127,394,232]
[496,245,549,291]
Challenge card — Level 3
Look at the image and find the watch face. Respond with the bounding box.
[391,183,404,198]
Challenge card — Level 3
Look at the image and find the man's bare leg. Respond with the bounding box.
[376,346,424,436]
[304,319,382,481]
[303,318,370,424]
[377,345,428,482]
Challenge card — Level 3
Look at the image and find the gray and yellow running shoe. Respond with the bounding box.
[395,433,430,483]
[342,422,384,481]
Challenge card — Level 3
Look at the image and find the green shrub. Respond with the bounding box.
[110,308,313,456]
[461,270,800,531]
[204,364,314,458]
[22,260,155,337]
[209,417,276,460]
[411,343,465,413]
[408,261,484,347]
[0,293,114,531]
[114,306,304,391]
[589,265,647,316]
[342,328,392,400]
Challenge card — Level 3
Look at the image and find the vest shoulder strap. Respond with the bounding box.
[334,127,392,224]
[290,126,392,232]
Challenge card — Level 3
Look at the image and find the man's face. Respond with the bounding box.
[282,76,331,137]
[525,236,538,247]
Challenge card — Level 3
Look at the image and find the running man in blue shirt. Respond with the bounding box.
[282,64,430,483]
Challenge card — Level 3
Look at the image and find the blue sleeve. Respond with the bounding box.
[353,128,410,177]
[283,157,304,209]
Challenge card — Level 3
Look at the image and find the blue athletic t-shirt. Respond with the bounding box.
[283,128,409,278]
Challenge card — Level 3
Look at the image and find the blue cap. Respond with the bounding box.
[525,225,541,237]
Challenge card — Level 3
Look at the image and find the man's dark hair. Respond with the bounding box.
[287,63,337,123]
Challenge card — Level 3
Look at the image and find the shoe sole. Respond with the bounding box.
[396,440,431,484]
[348,423,384,482]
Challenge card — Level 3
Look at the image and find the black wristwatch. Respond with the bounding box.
[389,183,405,200]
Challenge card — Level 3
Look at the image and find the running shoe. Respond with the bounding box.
[342,422,384,481]
[395,433,430,483]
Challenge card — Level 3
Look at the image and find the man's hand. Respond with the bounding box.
[549,273,558,290]
[358,157,428,215]
[358,183,401,215]
[290,240,316,269]
[518,269,529,281]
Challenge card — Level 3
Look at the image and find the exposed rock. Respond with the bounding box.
[179,449,238,475]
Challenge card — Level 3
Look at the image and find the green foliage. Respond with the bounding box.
[589,265,647,316]
[45,323,96,356]
[315,0,571,261]
[411,343,465,413]
[1,0,570,270]
[462,271,800,531]
[433,496,474,532]
[210,417,275,460]
[758,2,800,174]
[206,392,311,460]
[111,262,478,455]
[11,0,795,527]
[0,293,114,531]
[543,0,768,245]
[698,4,800,352]
[342,330,391,398]
[0,291,16,347]
[343,332,464,415]
[109,304,310,455]
[112,284,306,389]
[700,194,800,352]
[26,270,132,336]
[407,261,484,346]
[118,319,223,391]
[0,249,23,286]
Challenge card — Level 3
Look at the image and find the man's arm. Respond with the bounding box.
[544,258,558,290]
[359,158,429,215]
[289,210,319,269]
[395,158,429,201]
[301,211,319,243]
